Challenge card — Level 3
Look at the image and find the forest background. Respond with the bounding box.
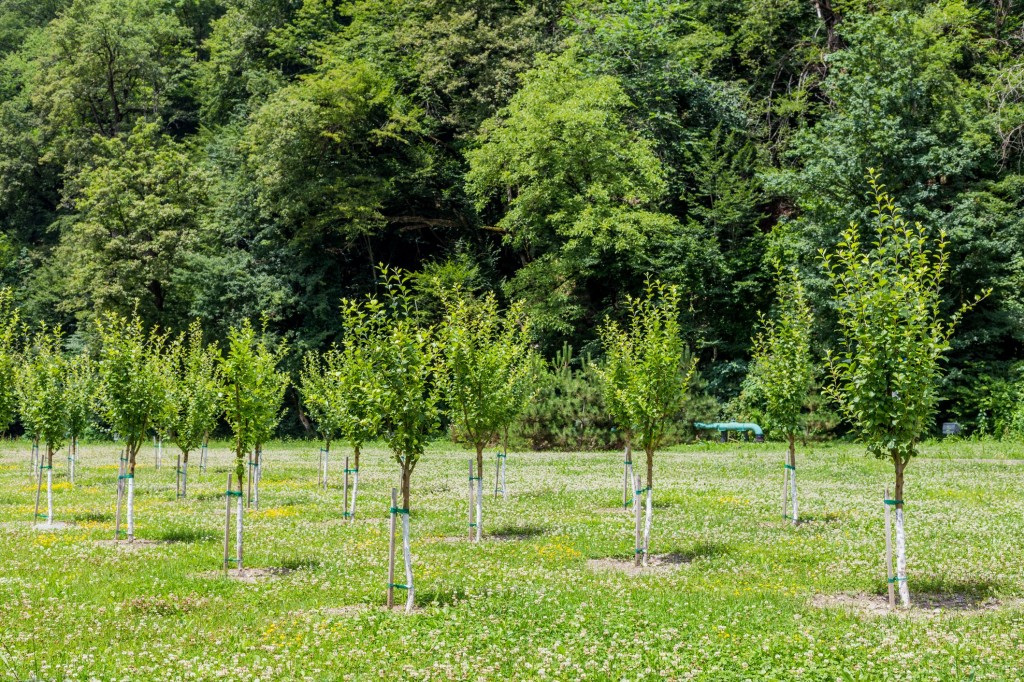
[1,0,1022,444]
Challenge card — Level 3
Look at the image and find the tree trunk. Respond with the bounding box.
[893,455,910,606]
[812,0,843,51]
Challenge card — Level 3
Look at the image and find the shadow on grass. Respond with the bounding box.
[158,527,217,544]
[797,511,845,525]
[875,575,1003,602]
[660,540,729,563]
[278,557,321,571]
[489,524,547,540]
[414,586,468,608]
[72,510,112,523]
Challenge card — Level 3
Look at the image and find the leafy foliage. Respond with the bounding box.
[93,312,173,468]
[343,267,438,506]
[220,319,289,484]
[598,280,696,466]
[438,291,534,456]
[166,321,222,459]
[744,265,815,439]
[0,288,18,433]
[822,172,984,463]
[15,322,68,452]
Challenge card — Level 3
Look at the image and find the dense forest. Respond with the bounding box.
[1,0,1022,437]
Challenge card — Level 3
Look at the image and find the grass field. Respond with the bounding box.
[1,438,1024,681]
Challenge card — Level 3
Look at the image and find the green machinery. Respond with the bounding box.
[694,422,765,443]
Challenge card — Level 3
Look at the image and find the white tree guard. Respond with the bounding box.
[894,507,910,606]
[642,487,653,566]
[402,513,414,614]
[46,468,53,525]
[236,496,244,571]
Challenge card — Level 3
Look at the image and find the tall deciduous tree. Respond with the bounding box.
[745,264,815,524]
[94,312,174,542]
[466,49,700,340]
[438,291,532,539]
[59,122,210,329]
[598,279,696,566]
[822,171,985,607]
[167,321,222,498]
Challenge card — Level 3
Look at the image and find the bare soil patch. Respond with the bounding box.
[34,521,74,530]
[811,592,1018,618]
[95,538,163,550]
[320,605,371,617]
[587,553,690,575]
[199,567,294,582]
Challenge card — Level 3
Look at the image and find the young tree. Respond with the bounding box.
[64,352,95,484]
[0,289,18,440]
[437,291,532,540]
[220,319,288,568]
[347,268,438,612]
[746,265,815,524]
[167,322,222,499]
[302,339,380,516]
[491,322,537,500]
[300,351,344,489]
[94,313,174,542]
[597,327,637,509]
[335,333,381,521]
[17,324,70,527]
[822,172,985,607]
[598,279,696,566]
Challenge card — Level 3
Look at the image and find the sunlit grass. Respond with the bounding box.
[1,437,1023,680]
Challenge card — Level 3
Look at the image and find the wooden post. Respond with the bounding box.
[884,486,895,609]
[387,488,398,608]
[633,474,643,567]
[224,474,232,574]
[468,460,475,542]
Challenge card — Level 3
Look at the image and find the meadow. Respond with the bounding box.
[1,438,1024,681]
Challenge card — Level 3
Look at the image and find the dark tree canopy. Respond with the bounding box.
[1,0,1021,432]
